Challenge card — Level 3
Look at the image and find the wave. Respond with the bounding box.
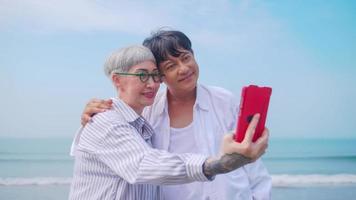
[0,177,71,186]
[1,174,356,187]
[265,155,356,160]
[272,174,356,187]
[0,158,72,162]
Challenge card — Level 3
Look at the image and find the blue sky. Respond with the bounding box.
[1,0,355,138]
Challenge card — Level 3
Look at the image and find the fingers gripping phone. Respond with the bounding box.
[234,85,272,143]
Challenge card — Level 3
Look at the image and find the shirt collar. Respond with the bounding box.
[112,98,153,140]
[130,117,153,140]
[111,98,141,123]
[155,84,209,116]
[155,89,169,116]
[195,84,209,111]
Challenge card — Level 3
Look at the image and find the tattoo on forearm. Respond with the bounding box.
[203,153,252,178]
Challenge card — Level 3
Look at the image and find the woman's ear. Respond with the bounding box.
[112,74,121,89]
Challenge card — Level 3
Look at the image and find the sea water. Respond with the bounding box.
[1,138,356,200]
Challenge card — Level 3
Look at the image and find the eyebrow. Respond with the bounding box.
[134,68,159,72]
[161,60,173,67]
[160,51,191,67]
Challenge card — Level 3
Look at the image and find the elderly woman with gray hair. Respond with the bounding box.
[69,45,268,200]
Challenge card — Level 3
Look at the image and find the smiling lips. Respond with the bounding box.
[178,72,195,82]
[142,91,156,99]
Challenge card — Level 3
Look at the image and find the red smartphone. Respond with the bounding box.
[234,85,272,143]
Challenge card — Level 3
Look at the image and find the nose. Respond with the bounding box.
[177,62,190,75]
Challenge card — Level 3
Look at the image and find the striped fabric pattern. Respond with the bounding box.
[69,98,209,200]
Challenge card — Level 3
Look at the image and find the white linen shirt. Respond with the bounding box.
[143,84,272,200]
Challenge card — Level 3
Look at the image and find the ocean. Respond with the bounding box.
[1,138,356,200]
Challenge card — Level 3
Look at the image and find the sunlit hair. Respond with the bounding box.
[143,29,193,69]
[104,45,156,78]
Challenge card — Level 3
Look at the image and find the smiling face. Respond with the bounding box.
[159,49,199,94]
[113,60,160,114]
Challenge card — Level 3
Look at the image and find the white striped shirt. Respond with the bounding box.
[69,98,209,200]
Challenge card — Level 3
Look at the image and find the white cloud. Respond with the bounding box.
[0,0,174,34]
[0,0,282,48]
[0,0,312,71]
[0,0,262,37]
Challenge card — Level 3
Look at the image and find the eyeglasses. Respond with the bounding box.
[115,71,163,83]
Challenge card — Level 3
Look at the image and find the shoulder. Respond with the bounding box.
[77,109,129,152]
[198,85,239,131]
[199,84,238,106]
[90,108,126,130]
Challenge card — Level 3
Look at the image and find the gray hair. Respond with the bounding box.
[104,45,156,77]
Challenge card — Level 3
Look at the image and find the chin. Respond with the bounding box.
[184,80,198,90]
[143,99,155,106]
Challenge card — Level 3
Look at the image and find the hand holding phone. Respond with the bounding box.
[234,85,272,143]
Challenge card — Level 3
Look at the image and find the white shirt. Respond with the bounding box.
[143,84,272,200]
[163,123,203,200]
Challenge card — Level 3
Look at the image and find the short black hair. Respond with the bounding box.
[143,30,194,67]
